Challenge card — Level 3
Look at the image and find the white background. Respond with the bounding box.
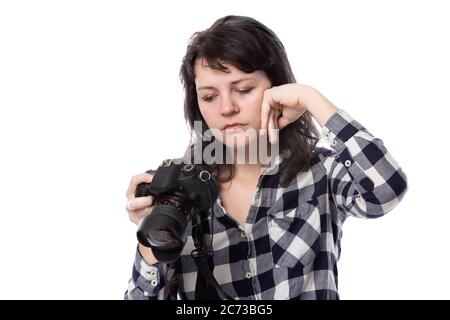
[0,0,449,299]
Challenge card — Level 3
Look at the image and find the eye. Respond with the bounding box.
[201,95,217,102]
[236,88,253,94]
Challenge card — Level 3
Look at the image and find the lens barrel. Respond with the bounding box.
[137,203,189,263]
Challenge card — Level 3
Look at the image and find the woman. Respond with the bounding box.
[124,15,408,300]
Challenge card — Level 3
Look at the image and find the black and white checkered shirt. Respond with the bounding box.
[125,109,408,300]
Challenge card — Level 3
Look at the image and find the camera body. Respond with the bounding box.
[135,159,219,263]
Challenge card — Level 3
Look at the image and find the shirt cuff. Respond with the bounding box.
[321,109,364,149]
[133,245,162,295]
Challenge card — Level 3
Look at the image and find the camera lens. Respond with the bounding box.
[136,202,189,263]
[147,229,180,249]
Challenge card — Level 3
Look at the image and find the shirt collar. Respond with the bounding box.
[260,150,288,177]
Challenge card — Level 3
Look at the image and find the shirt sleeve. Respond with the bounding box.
[319,109,408,219]
[124,245,177,300]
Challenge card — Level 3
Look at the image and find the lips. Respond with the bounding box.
[223,123,246,133]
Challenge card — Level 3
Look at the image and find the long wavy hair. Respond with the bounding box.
[179,15,319,188]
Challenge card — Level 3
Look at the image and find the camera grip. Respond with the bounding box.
[135,169,156,198]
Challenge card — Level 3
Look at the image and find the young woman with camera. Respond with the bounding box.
[124,15,407,300]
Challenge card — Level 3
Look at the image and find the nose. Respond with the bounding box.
[219,93,239,116]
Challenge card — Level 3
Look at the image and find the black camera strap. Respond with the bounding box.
[191,211,233,300]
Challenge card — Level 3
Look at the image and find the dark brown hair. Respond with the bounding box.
[179,15,319,187]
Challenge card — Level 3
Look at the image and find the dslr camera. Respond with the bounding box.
[135,159,219,263]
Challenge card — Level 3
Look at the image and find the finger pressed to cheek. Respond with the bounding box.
[272,111,279,144]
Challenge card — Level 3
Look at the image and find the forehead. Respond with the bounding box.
[194,58,263,85]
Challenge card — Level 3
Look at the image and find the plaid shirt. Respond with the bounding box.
[125,109,408,300]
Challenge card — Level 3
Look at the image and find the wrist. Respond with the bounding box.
[296,84,319,111]
[297,85,339,127]
[138,243,159,265]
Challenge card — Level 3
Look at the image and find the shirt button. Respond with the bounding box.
[150,280,158,287]
[240,231,247,239]
[331,140,337,146]
[245,272,252,279]
[344,160,352,167]
[147,270,156,277]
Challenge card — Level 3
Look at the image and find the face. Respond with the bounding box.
[194,58,272,150]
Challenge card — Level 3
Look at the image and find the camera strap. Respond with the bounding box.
[191,211,233,300]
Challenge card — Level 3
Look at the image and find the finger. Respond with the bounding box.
[268,109,275,144]
[128,206,154,225]
[260,91,272,133]
[277,116,291,129]
[126,173,153,199]
[277,109,306,129]
[126,196,154,211]
[272,110,280,144]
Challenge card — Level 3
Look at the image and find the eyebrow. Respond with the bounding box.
[196,77,255,91]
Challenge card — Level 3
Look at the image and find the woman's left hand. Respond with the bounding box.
[260,83,309,144]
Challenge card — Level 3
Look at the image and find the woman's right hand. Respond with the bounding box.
[125,172,155,225]
[125,172,159,265]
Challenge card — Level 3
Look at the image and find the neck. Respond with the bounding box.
[233,163,262,182]
[220,141,272,184]
[219,162,261,191]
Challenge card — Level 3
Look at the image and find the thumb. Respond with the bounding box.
[277,116,292,129]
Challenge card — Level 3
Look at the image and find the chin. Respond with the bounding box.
[223,134,257,150]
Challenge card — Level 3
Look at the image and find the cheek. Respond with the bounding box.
[198,105,216,128]
[246,94,263,124]
[248,90,264,107]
